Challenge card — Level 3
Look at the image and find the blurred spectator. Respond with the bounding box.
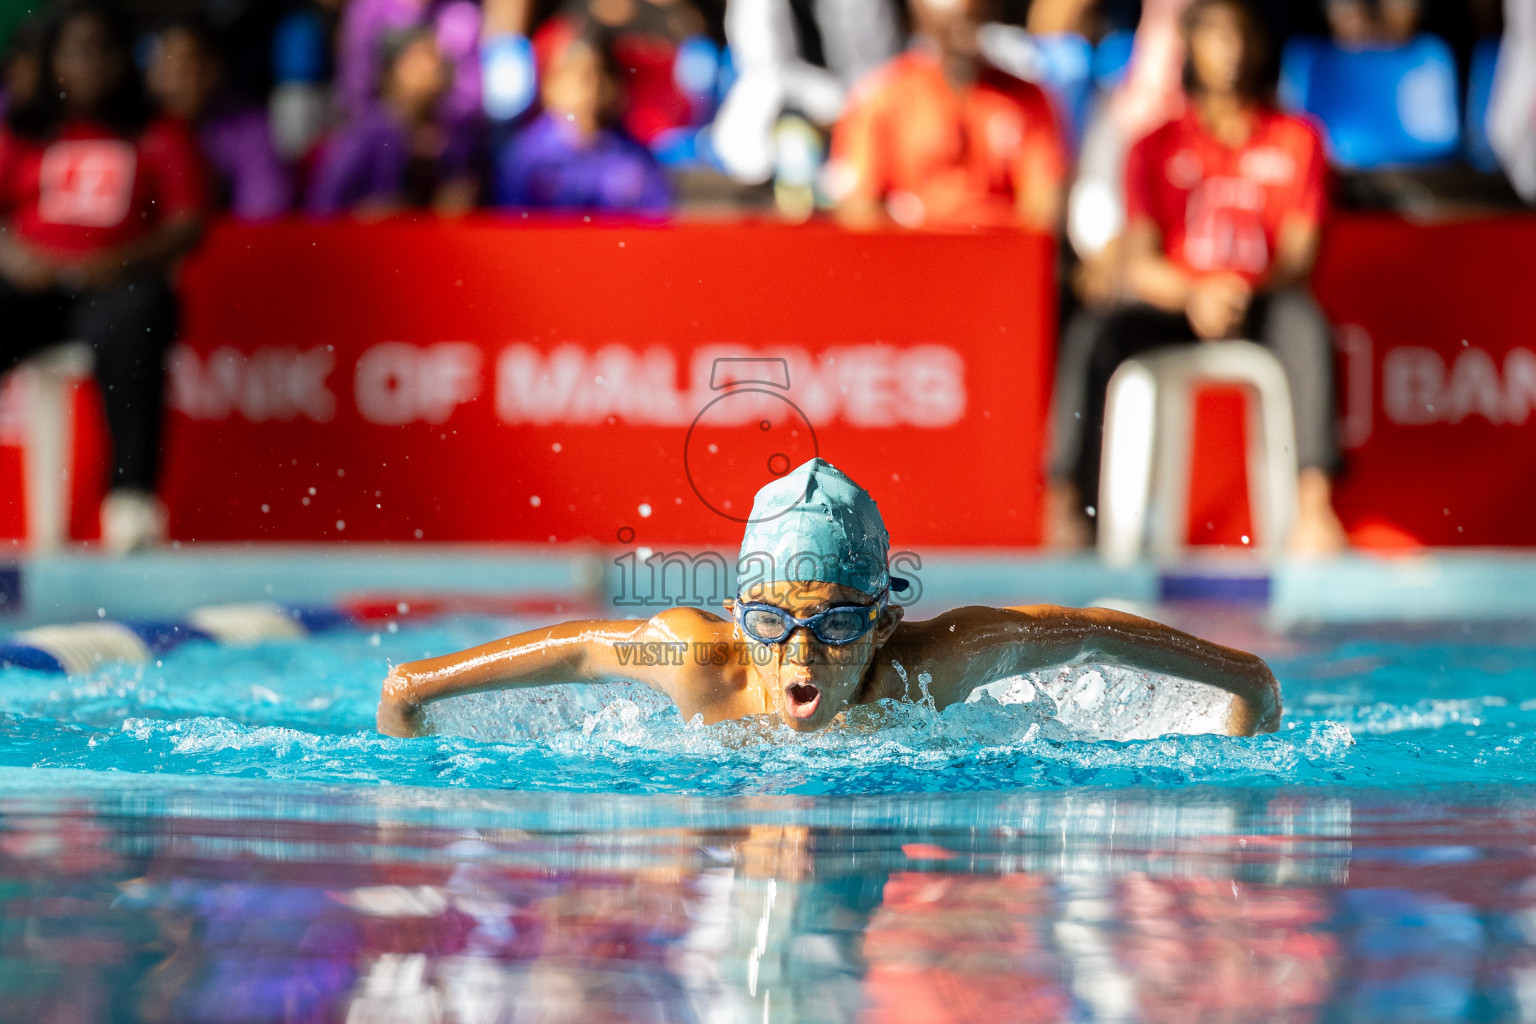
[146,18,294,220]
[1025,0,1102,35]
[1325,0,1421,46]
[336,0,483,125]
[307,26,481,217]
[268,8,336,162]
[825,0,1067,231]
[1045,0,1348,554]
[533,0,709,149]
[1489,0,1536,202]
[710,0,904,187]
[0,16,43,122]
[0,0,208,553]
[1068,0,1194,276]
[494,30,671,212]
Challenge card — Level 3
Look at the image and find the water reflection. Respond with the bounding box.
[5,783,1536,1022]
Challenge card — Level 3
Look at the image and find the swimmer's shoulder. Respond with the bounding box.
[861,606,1005,702]
[861,605,1056,707]
[639,605,733,641]
[887,604,1035,646]
[629,606,752,711]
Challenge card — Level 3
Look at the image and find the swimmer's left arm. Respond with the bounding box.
[918,605,1281,734]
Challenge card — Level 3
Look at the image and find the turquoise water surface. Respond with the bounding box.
[0,612,1530,794]
[3,608,1536,1023]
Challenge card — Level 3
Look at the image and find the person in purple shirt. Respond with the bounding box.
[494,29,671,213]
[307,26,481,217]
[335,0,482,124]
[146,17,293,221]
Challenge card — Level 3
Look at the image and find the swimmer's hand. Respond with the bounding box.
[377,668,429,738]
[1237,657,1283,735]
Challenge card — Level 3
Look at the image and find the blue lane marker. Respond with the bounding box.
[0,566,19,615]
[0,603,359,674]
[122,621,214,654]
[0,644,63,672]
[286,606,353,634]
[1159,572,1272,604]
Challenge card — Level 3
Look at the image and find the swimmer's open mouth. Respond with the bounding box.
[785,682,821,721]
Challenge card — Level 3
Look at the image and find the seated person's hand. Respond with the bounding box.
[54,251,127,293]
[833,196,888,232]
[1185,273,1252,341]
[432,178,479,218]
[0,240,60,293]
[351,196,406,223]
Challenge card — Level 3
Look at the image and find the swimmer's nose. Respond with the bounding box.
[782,630,825,664]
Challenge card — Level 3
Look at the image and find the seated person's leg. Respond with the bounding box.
[1253,288,1349,554]
[0,277,70,374]
[1046,303,1196,547]
[1044,308,1105,550]
[66,276,179,552]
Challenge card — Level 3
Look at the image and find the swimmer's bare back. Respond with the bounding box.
[376,603,1281,738]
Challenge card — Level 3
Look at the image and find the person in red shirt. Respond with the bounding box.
[0,1,208,553]
[1045,0,1348,554]
[826,0,1066,232]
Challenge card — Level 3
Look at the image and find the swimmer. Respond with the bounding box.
[376,459,1280,738]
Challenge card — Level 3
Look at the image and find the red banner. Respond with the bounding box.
[160,218,1057,548]
[6,214,1536,550]
[1315,215,1536,547]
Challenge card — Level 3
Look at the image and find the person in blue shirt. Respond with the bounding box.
[493,27,671,214]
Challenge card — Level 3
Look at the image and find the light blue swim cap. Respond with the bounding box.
[736,458,907,598]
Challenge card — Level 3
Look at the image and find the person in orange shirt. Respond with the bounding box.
[825,0,1066,232]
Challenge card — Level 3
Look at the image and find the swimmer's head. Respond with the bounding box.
[727,459,907,732]
[735,457,907,597]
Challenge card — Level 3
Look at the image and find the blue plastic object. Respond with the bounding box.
[123,621,213,654]
[1279,34,1461,169]
[272,10,328,85]
[674,35,721,111]
[715,45,737,105]
[1093,29,1135,91]
[0,644,62,672]
[1031,33,1095,150]
[651,125,724,168]
[1465,36,1500,173]
[481,33,537,122]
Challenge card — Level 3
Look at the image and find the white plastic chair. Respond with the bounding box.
[1096,340,1299,567]
[10,344,94,553]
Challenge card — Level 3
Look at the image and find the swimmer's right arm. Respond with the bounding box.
[376,618,651,737]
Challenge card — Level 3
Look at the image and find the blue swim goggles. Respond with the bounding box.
[732,588,889,646]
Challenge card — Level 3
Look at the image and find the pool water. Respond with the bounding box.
[2,608,1536,1021]
[1,612,1531,793]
